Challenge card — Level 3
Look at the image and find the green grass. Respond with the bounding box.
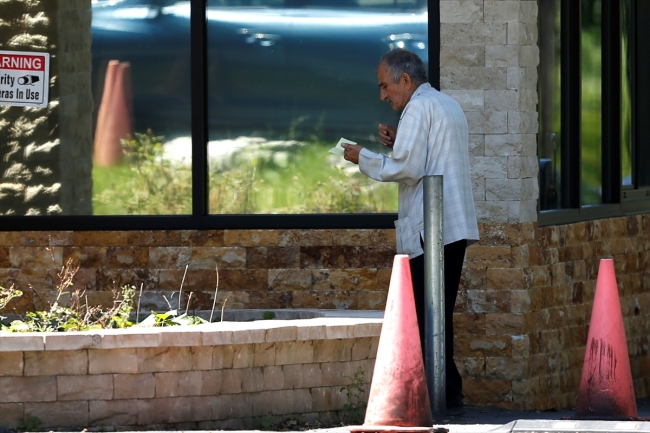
[92,134,398,215]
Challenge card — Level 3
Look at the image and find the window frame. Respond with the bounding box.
[538,0,650,227]
[1,0,440,231]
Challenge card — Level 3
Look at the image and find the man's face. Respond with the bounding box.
[377,62,411,111]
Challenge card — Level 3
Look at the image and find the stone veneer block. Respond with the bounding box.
[262,365,284,391]
[324,321,355,339]
[0,376,56,403]
[254,342,275,367]
[191,346,213,370]
[275,340,314,365]
[440,0,483,23]
[24,350,87,376]
[283,363,322,389]
[137,347,193,373]
[95,328,161,349]
[155,370,203,397]
[159,328,203,347]
[224,229,280,247]
[0,402,23,429]
[321,361,352,388]
[200,370,223,395]
[88,399,139,426]
[89,348,138,374]
[231,345,255,369]
[0,352,24,376]
[0,333,45,351]
[25,401,89,428]
[228,393,253,419]
[296,323,327,341]
[313,339,353,363]
[202,328,234,345]
[351,338,372,361]
[57,374,113,400]
[352,320,382,338]
[211,345,235,369]
[217,322,266,345]
[265,324,298,342]
[113,373,155,399]
[44,333,101,351]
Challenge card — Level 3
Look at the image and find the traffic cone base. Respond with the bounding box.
[575,258,637,418]
[351,255,433,433]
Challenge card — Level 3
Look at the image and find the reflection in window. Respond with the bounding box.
[621,0,633,187]
[581,0,602,206]
[90,0,192,215]
[206,1,427,214]
[538,0,561,211]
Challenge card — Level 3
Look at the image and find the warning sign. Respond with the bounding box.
[0,50,50,108]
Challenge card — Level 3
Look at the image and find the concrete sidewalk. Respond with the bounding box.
[299,398,650,433]
[31,398,650,433]
[428,397,650,432]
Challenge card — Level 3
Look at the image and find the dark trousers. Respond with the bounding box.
[409,239,467,403]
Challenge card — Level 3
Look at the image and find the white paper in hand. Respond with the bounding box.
[329,137,356,156]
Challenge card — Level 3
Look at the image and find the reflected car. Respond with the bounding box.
[91,0,428,141]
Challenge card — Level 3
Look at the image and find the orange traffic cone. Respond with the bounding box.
[350,255,433,433]
[93,60,133,167]
[575,258,637,418]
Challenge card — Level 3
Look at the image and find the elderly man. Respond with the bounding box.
[342,48,479,412]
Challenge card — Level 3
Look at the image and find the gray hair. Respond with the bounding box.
[379,49,428,86]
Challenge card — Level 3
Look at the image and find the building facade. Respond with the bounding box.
[0,0,648,411]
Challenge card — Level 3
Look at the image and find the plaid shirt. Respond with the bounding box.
[359,83,479,258]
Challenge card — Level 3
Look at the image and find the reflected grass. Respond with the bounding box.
[92,135,398,215]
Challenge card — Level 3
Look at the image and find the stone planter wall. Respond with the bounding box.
[0,317,380,430]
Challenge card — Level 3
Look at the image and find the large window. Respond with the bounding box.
[1,0,436,229]
[90,0,427,217]
[538,0,650,223]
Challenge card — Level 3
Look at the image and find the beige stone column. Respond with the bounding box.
[440,0,540,224]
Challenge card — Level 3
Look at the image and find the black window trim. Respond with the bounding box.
[538,0,650,228]
[1,0,440,232]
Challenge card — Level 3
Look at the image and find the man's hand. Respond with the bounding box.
[378,124,396,148]
[341,143,362,165]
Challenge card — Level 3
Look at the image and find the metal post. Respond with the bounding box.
[423,175,445,416]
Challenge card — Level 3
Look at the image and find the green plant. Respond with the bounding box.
[0,285,22,312]
[137,309,208,327]
[256,414,275,430]
[262,311,276,320]
[2,259,135,332]
[339,367,367,425]
[17,413,43,431]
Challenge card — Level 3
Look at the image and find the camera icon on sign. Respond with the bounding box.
[18,75,39,85]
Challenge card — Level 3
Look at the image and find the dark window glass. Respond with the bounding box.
[538,0,562,211]
[621,0,633,187]
[91,0,193,215]
[206,1,427,214]
[581,0,602,206]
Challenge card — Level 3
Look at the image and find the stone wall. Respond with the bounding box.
[0,0,92,215]
[1,216,649,410]
[0,229,396,314]
[460,216,650,410]
[0,318,379,430]
[440,0,539,224]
